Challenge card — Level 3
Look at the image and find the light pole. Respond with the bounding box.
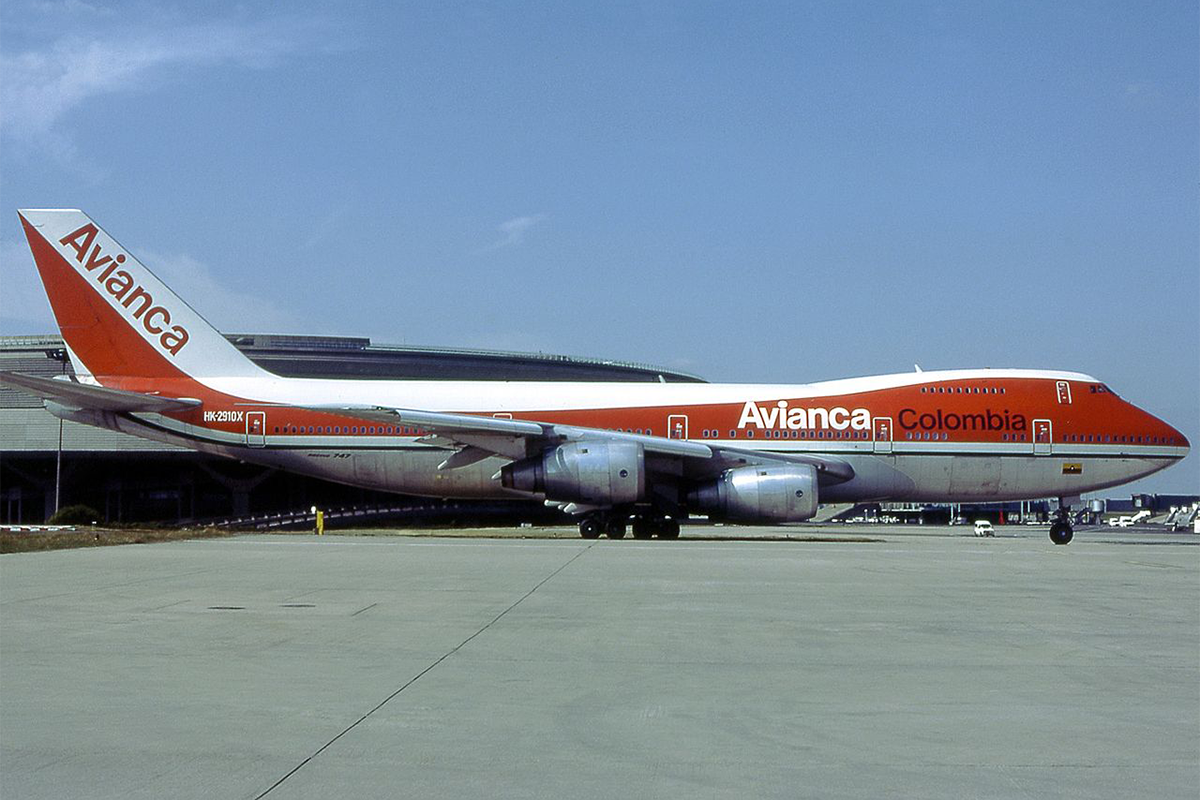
[44,348,68,515]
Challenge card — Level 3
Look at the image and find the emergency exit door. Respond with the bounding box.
[873,417,893,454]
[1033,419,1052,455]
[668,414,689,440]
[246,411,266,448]
[1056,381,1072,404]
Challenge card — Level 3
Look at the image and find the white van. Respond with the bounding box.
[973,520,995,537]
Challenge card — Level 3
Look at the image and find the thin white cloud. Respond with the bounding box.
[0,234,56,332]
[0,13,323,157]
[138,248,295,334]
[301,208,348,250]
[1121,81,1162,101]
[477,213,548,253]
[0,234,295,335]
[27,0,112,17]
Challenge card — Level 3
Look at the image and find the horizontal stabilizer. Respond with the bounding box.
[0,371,201,413]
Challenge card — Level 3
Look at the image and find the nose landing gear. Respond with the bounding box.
[1049,496,1076,544]
[1049,520,1074,545]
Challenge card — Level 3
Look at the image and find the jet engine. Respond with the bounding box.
[500,441,645,505]
[688,464,818,522]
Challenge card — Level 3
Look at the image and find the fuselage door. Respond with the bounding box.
[246,411,266,448]
[873,417,893,454]
[1033,418,1052,455]
[1056,381,1072,404]
[668,414,689,440]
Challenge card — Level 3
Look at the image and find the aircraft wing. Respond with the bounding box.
[0,371,201,413]
[307,404,854,483]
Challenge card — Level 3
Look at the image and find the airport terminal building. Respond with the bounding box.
[1,333,703,525]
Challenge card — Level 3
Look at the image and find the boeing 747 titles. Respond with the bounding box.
[2,210,1189,543]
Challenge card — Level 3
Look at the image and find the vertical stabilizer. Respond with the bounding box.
[18,209,270,383]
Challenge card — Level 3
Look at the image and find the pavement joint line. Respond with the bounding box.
[0,567,222,607]
[252,542,595,799]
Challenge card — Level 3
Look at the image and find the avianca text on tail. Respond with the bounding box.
[4,208,1189,545]
[57,223,190,355]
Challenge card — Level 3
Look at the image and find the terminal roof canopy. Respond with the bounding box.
[1,333,707,386]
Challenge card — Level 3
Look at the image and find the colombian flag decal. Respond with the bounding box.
[1062,463,1083,475]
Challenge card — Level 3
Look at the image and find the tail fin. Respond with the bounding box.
[18,209,268,384]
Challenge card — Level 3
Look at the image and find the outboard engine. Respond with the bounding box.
[500,441,645,505]
[689,464,818,522]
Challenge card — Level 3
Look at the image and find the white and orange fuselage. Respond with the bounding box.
[74,370,1188,504]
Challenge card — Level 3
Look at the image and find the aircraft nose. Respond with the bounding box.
[1127,398,1189,457]
[1150,413,1189,457]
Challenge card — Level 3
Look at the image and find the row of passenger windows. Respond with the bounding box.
[1065,434,1172,444]
[274,425,424,435]
[697,429,871,440]
[921,386,1005,394]
[902,432,1032,441]
[267,424,1178,447]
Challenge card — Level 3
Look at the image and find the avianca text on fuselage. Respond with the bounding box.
[57,224,190,355]
[737,400,872,430]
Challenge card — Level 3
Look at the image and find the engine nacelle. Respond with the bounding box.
[688,464,819,522]
[500,441,645,505]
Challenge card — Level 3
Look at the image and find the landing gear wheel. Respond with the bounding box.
[1049,521,1074,545]
[631,519,655,539]
[657,519,681,539]
[579,517,602,539]
[605,518,627,539]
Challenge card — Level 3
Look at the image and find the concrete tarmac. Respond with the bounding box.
[1,526,1197,799]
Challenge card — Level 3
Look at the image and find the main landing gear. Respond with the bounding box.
[579,512,680,540]
[1049,498,1075,545]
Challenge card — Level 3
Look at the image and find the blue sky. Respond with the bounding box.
[1,0,1196,493]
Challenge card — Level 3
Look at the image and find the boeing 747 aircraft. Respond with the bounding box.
[2,210,1189,543]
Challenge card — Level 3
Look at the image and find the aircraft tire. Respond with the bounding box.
[605,518,627,539]
[631,519,655,539]
[658,519,681,539]
[1049,521,1073,545]
[579,518,602,539]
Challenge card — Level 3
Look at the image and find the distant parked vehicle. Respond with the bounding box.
[1110,510,1152,527]
[974,520,995,537]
